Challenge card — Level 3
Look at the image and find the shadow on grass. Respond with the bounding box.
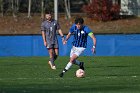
[0,84,139,93]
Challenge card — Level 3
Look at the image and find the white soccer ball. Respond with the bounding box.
[76,69,85,78]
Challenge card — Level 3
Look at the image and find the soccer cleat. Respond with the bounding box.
[59,72,64,77]
[48,61,56,70]
[80,62,84,70]
[52,66,56,70]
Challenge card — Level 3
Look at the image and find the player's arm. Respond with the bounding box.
[65,32,71,41]
[63,32,71,44]
[88,32,96,47]
[88,32,96,54]
[58,29,64,41]
[41,31,47,46]
[56,21,65,41]
[41,22,47,46]
[63,24,74,44]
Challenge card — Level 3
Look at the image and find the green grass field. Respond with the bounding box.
[0,56,140,93]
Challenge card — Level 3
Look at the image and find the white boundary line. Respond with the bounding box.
[0,76,138,81]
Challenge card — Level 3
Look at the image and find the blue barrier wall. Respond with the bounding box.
[0,34,140,56]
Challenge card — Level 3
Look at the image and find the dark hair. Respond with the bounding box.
[75,17,84,24]
[45,9,52,14]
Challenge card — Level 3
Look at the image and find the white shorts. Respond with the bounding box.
[70,46,86,57]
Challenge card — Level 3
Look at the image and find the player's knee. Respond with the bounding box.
[50,57,54,62]
[70,59,76,64]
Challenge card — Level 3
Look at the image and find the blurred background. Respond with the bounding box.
[0,0,140,34]
[0,0,140,56]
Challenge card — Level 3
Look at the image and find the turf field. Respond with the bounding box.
[0,56,140,93]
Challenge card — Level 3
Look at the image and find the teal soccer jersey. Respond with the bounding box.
[69,24,92,48]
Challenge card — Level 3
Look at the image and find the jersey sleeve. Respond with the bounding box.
[85,26,92,34]
[41,22,45,31]
[69,24,76,33]
[56,21,61,30]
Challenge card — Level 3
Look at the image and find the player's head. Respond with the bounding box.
[45,10,52,21]
[75,17,84,29]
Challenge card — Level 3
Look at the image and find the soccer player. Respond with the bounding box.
[59,17,96,77]
[41,11,64,70]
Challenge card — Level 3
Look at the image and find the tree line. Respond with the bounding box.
[0,0,58,18]
[0,0,90,18]
[0,0,121,21]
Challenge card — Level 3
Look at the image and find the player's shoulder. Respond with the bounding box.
[69,24,75,29]
[83,25,89,29]
[41,20,48,24]
[41,20,47,26]
[52,19,58,23]
[41,20,45,23]
[72,24,76,26]
[83,25,92,32]
[71,24,76,28]
[82,25,89,30]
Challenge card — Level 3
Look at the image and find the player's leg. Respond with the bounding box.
[59,47,85,77]
[48,48,56,70]
[59,54,78,77]
[72,47,85,70]
[73,60,84,70]
[53,43,59,61]
[48,43,59,69]
[54,48,58,61]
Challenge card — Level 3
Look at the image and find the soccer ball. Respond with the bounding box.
[76,69,85,78]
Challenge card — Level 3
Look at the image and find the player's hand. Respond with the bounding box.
[91,46,96,54]
[63,40,67,45]
[44,41,47,47]
[91,48,96,54]
[62,38,65,44]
